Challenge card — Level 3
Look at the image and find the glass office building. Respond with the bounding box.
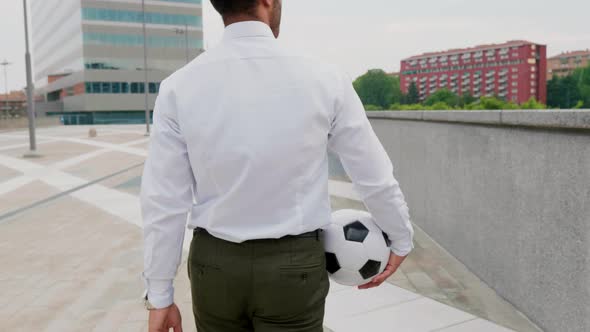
[30,0,203,124]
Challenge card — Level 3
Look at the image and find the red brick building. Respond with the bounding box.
[400,40,547,104]
[0,91,27,114]
[547,50,590,78]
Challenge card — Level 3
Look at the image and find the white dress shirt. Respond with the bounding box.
[140,21,414,309]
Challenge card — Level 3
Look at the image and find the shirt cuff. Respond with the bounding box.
[143,275,174,309]
[390,238,414,257]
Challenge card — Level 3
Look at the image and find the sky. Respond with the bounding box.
[1,0,589,92]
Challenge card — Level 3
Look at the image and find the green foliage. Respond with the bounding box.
[458,92,476,107]
[352,67,587,111]
[353,70,402,109]
[389,103,426,111]
[574,64,590,107]
[548,62,590,109]
[364,104,384,111]
[424,89,460,107]
[390,76,404,105]
[405,82,420,104]
[520,97,546,110]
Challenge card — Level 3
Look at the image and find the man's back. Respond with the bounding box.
[158,22,343,241]
[140,16,413,332]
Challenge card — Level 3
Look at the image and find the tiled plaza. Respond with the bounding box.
[0,125,540,331]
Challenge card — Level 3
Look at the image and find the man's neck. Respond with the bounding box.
[223,15,269,28]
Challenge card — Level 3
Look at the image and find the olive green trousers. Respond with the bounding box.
[188,228,330,332]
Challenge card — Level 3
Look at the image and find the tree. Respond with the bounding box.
[547,76,560,108]
[573,64,590,108]
[458,92,476,107]
[390,76,404,105]
[405,82,420,104]
[424,89,459,107]
[353,69,399,109]
[558,75,582,108]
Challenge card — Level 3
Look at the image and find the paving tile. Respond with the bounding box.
[1,140,100,165]
[327,297,475,332]
[0,180,59,215]
[0,164,20,182]
[436,318,515,332]
[325,282,421,327]
[64,150,144,181]
[86,132,146,145]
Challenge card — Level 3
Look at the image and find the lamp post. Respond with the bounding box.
[23,0,38,158]
[0,60,11,117]
[141,0,150,135]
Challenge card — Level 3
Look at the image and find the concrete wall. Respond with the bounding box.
[364,110,590,332]
[0,116,61,131]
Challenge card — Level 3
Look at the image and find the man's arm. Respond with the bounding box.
[140,79,194,309]
[327,72,414,259]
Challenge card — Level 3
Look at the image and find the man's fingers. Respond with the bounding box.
[372,270,393,283]
[173,324,183,332]
[358,279,382,289]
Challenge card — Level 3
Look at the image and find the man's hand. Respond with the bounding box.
[148,303,183,332]
[358,252,407,290]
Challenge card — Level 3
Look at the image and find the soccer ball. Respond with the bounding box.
[323,209,392,286]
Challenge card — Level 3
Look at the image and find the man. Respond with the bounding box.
[140,0,414,331]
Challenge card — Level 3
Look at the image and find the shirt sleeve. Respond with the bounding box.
[327,72,414,256]
[140,79,194,309]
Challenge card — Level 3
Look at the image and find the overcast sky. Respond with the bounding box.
[1,0,589,92]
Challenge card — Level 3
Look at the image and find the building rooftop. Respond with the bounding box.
[403,40,542,61]
[0,91,26,102]
[548,49,590,60]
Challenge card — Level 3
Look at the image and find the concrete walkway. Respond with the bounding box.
[0,125,534,331]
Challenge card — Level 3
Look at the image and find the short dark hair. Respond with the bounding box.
[210,0,257,16]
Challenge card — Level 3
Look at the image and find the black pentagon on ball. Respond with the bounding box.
[325,252,341,274]
[382,231,392,247]
[343,221,369,243]
[359,260,382,279]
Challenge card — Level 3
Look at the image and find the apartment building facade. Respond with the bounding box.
[400,41,547,104]
[30,0,203,124]
[547,50,590,78]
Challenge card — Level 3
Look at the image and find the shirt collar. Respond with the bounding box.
[222,21,275,41]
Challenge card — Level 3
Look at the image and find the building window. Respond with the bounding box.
[81,8,202,27]
[131,83,140,94]
[92,82,101,93]
[83,32,203,49]
[149,83,157,94]
[112,82,121,93]
[101,82,111,94]
[85,81,161,94]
